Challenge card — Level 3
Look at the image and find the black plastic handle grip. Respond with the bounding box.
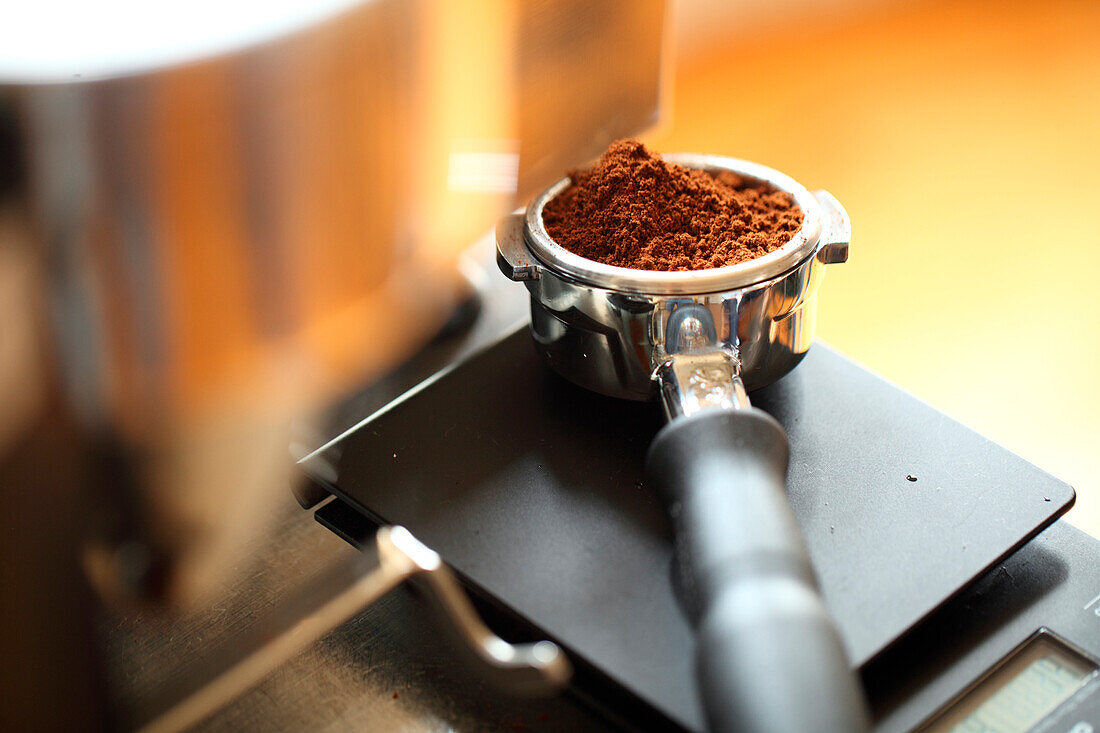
[646,408,870,733]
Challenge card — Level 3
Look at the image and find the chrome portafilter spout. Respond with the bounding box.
[498,153,870,732]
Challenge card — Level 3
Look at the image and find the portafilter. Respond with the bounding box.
[497,154,869,732]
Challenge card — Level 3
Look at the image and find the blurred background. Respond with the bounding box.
[0,0,1098,728]
[660,0,1100,535]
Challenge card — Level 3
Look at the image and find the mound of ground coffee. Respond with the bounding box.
[542,139,803,271]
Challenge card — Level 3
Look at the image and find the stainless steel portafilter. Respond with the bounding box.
[497,154,869,732]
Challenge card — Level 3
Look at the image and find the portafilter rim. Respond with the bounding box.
[524,153,824,296]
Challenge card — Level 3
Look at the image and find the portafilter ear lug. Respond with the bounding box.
[495,212,541,281]
[812,189,850,264]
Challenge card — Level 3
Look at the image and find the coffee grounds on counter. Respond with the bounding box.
[541,139,803,271]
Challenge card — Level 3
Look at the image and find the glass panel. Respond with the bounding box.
[924,634,1097,733]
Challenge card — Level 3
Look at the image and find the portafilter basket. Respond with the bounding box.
[497,154,869,732]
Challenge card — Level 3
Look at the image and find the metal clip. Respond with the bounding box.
[495,213,541,281]
[812,189,850,264]
[140,526,570,733]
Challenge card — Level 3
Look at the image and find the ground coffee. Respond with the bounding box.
[542,139,803,271]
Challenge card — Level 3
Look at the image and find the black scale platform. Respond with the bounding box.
[302,327,1075,731]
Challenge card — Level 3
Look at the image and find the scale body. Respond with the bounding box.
[301,325,1100,732]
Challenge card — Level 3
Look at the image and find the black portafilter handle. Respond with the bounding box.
[646,407,870,733]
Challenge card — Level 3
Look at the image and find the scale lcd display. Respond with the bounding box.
[925,633,1097,733]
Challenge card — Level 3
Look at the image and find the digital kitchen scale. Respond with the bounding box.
[300,326,1100,732]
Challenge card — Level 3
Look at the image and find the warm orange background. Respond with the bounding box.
[656,0,1100,535]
